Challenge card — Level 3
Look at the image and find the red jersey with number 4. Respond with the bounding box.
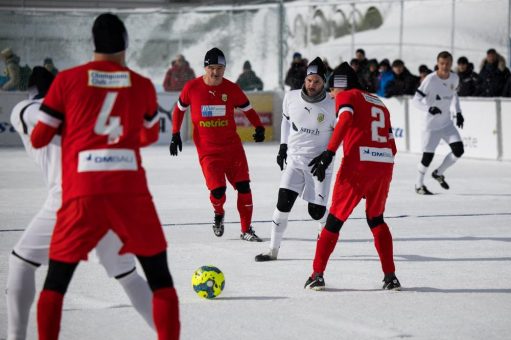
[36,60,160,201]
[328,89,397,173]
[172,77,262,157]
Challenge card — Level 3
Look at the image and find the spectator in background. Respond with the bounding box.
[385,59,419,97]
[236,60,263,91]
[355,48,369,73]
[285,52,307,90]
[418,64,432,83]
[363,58,379,93]
[163,54,196,92]
[1,47,21,91]
[456,56,479,97]
[43,57,59,76]
[376,58,394,98]
[477,48,508,97]
[350,58,367,90]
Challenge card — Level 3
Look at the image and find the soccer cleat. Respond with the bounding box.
[212,214,225,237]
[432,170,450,189]
[415,185,433,195]
[240,227,263,242]
[382,273,401,291]
[255,248,278,262]
[304,273,325,291]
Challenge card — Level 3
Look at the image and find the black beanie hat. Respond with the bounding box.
[204,47,226,67]
[28,66,55,97]
[92,13,128,54]
[306,57,327,82]
[328,62,362,90]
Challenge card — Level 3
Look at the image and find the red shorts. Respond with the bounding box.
[199,144,250,190]
[49,194,167,263]
[329,165,393,222]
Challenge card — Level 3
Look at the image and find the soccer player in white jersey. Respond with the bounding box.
[412,51,465,195]
[6,67,154,340]
[255,57,335,261]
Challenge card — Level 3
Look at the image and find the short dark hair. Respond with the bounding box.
[356,48,365,56]
[437,51,453,61]
[350,58,359,66]
[457,56,469,65]
[392,59,404,67]
[487,48,497,55]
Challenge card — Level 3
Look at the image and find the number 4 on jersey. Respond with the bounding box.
[94,92,123,144]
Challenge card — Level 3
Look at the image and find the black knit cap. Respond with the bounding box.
[306,57,327,82]
[28,66,55,97]
[328,62,362,90]
[92,13,128,54]
[204,47,226,67]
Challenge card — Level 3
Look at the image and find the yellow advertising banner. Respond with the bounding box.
[235,92,273,142]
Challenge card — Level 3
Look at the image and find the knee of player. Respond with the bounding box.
[421,152,434,167]
[367,214,384,228]
[211,186,227,199]
[137,252,174,291]
[324,213,344,233]
[276,188,298,212]
[451,142,464,158]
[235,181,251,193]
[308,203,326,221]
[43,260,79,294]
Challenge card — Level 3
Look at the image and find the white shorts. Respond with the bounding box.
[422,124,462,153]
[13,197,136,278]
[279,164,332,206]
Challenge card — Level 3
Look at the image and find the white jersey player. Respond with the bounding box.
[412,51,465,195]
[255,57,335,262]
[6,67,154,340]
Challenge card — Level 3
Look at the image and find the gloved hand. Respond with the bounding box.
[253,126,265,142]
[276,143,287,170]
[169,132,182,156]
[456,112,464,129]
[308,150,335,182]
[428,106,442,115]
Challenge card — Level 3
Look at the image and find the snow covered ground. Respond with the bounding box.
[0,143,510,339]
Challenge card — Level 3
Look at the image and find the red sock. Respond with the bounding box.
[312,228,340,274]
[237,192,253,233]
[210,193,226,216]
[153,287,180,340]
[37,290,64,340]
[371,223,395,274]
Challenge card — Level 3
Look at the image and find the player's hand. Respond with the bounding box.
[169,132,182,156]
[253,126,265,142]
[308,150,335,182]
[276,143,287,170]
[428,106,442,115]
[456,112,464,129]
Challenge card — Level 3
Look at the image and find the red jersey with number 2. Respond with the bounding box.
[38,61,160,201]
[328,89,397,174]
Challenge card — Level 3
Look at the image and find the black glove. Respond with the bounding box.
[428,106,442,115]
[253,126,265,142]
[308,150,335,182]
[276,143,287,170]
[169,132,182,156]
[456,112,464,129]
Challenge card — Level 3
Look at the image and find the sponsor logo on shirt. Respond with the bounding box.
[199,119,229,128]
[88,70,131,88]
[362,93,384,106]
[300,127,320,135]
[201,105,226,117]
[78,149,137,172]
[359,146,394,163]
[222,94,228,102]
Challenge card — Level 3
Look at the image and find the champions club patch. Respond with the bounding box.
[78,148,137,172]
[88,70,131,88]
[201,105,226,117]
[362,93,384,107]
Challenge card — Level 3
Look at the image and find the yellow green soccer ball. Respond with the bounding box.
[191,265,225,299]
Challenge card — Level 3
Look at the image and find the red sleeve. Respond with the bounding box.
[327,111,352,153]
[235,85,262,127]
[140,80,160,146]
[172,82,190,134]
[31,121,58,148]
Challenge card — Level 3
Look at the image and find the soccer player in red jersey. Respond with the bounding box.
[304,62,401,291]
[170,47,265,242]
[31,13,180,339]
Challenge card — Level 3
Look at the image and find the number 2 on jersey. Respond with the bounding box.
[94,92,123,144]
[371,106,387,143]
